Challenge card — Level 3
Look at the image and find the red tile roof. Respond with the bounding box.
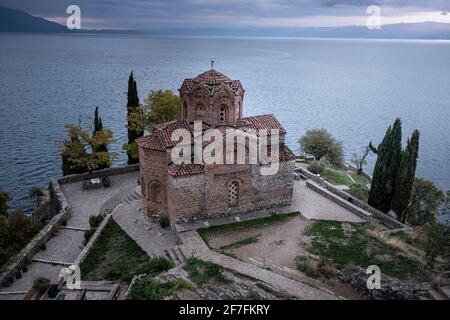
[152,120,192,148]
[168,163,205,177]
[181,69,242,93]
[265,144,297,162]
[237,114,287,135]
[135,134,165,151]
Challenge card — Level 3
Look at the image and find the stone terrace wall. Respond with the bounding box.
[0,178,71,288]
[0,165,139,288]
[296,167,407,230]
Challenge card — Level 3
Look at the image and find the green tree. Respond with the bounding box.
[125,72,143,165]
[0,187,10,216]
[92,106,109,169]
[60,124,115,175]
[368,118,403,213]
[392,130,420,221]
[424,222,450,264]
[127,89,181,133]
[0,191,42,267]
[299,128,344,167]
[403,178,444,226]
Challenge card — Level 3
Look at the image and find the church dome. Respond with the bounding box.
[192,69,233,85]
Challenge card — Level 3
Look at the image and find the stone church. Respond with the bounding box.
[136,68,296,225]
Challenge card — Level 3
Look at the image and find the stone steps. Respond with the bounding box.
[164,246,187,265]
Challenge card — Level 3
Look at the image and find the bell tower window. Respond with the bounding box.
[219,106,227,124]
[228,181,239,207]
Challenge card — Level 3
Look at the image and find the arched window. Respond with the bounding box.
[148,181,163,203]
[228,181,239,207]
[219,105,227,124]
[195,104,205,120]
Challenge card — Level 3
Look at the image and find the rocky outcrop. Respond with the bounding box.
[339,266,430,300]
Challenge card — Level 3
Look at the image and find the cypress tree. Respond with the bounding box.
[92,107,109,169]
[93,106,103,136]
[126,72,143,164]
[392,130,420,221]
[368,118,402,213]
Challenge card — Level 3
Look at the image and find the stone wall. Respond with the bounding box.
[296,168,406,229]
[339,266,430,300]
[0,179,71,288]
[170,160,295,224]
[139,148,168,217]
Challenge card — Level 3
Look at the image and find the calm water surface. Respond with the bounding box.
[0,33,449,211]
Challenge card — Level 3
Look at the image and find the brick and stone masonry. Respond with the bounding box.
[136,68,296,225]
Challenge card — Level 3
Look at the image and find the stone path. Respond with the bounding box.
[292,180,364,223]
[0,172,139,300]
[112,200,178,257]
[178,231,338,300]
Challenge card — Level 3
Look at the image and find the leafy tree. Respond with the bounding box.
[0,187,10,216]
[350,146,370,174]
[0,202,42,267]
[125,72,143,164]
[392,130,420,220]
[424,222,450,264]
[368,118,403,213]
[346,183,369,202]
[299,128,344,167]
[439,191,450,217]
[127,89,181,134]
[403,178,444,226]
[60,124,115,175]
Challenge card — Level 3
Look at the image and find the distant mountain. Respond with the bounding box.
[0,6,68,33]
[0,6,136,34]
[1,5,449,39]
[143,23,450,40]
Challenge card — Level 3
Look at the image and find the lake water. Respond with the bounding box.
[0,33,449,212]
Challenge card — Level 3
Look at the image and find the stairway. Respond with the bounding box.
[164,246,187,265]
[123,188,142,203]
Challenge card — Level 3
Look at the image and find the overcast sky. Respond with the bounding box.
[2,0,450,29]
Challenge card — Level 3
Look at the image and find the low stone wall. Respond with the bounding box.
[297,168,407,229]
[0,179,71,288]
[346,164,372,181]
[55,164,139,186]
[74,209,116,266]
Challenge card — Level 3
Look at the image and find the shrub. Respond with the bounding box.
[159,216,170,228]
[89,214,104,228]
[295,256,336,279]
[346,183,369,202]
[134,256,175,276]
[33,277,50,294]
[127,277,190,300]
[308,160,326,175]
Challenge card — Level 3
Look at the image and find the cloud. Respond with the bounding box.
[2,0,450,29]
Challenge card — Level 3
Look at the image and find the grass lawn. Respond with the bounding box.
[126,277,191,300]
[184,257,227,285]
[322,169,353,186]
[80,220,148,281]
[219,235,260,251]
[349,173,370,186]
[303,220,428,282]
[197,212,299,247]
[389,230,427,251]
